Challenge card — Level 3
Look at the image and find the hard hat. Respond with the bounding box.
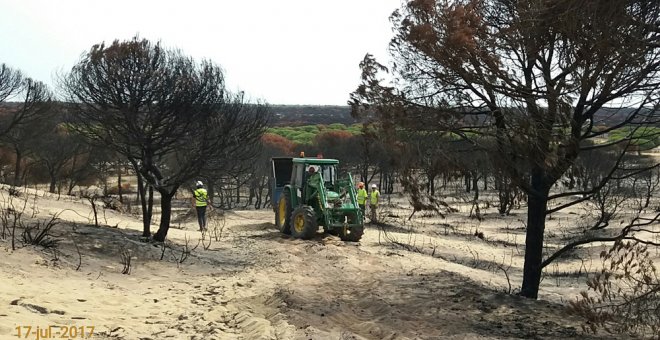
[371,184,377,189]
[308,166,316,173]
[196,181,203,187]
[358,182,364,188]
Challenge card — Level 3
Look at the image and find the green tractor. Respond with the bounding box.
[271,156,364,241]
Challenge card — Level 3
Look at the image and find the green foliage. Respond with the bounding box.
[291,132,316,145]
[608,126,660,150]
[300,125,318,133]
[346,124,362,135]
[328,123,347,130]
[268,124,362,145]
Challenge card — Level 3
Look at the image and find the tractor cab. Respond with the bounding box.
[301,162,339,202]
[271,157,339,207]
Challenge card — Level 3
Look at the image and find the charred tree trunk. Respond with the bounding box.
[137,174,151,237]
[248,180,256,206]
[520,168,550,299]
[498,177,511,215]
[49,170,57,193]
[102,178,108,196]
[254,176,265,209]
[567,170,576,190]
[235,177,241,204]
[147,185,154,222]
[206,179,214,207]
[67,153,78,195]
[427,174,436,196]
[117,160,123,204]
[13,148,22,187]
[153,191,175,242]
[264,181,272,209]
[387,173,391,194]
[464,172,471,193]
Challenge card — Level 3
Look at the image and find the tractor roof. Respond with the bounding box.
[292,157,339,165]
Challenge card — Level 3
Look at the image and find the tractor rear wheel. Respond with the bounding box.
[290,206,318,240]
[340,224,364,242]
[276,190,293,234]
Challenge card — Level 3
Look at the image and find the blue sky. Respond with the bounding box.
[0,0,400,105]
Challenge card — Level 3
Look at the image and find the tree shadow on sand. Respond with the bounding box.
[46,219,254,274]
[274,270,617,339]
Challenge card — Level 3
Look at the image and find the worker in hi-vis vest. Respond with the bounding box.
[369,184,380,223]
[356,182,367,217]
[193,181,209,231]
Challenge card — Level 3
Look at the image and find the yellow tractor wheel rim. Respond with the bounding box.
[278,198,287,226]
[294,214,305,233]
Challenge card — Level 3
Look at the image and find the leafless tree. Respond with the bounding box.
[0,108,55,186]
[0,64,52,138]
[60,36,270,241]
[31,103,90,193]
[63,148,97,196]
[246,156,270,209]
[87,147,114,196]
[0,65,53,186]
[0,64,23,103]
[636,167,660,210]
[351,0,660,298]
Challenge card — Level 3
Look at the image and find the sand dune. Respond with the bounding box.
[0,187,619,339]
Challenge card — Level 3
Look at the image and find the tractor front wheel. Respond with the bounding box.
[290,206,318,240]
[340,225,364,242]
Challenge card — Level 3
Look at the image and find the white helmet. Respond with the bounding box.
[371,184,377,189]
[196,181,203,187]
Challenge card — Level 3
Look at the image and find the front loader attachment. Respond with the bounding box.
[309,173,363,231]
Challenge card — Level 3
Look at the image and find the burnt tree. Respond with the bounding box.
[32,104,90,193]
[351,0,660,298]
[0,64,52,138]
[61,37,270,241]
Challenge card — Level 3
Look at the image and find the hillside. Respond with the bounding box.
[270,105,354,126]
[3,101,654,129]
[267,104,659,128]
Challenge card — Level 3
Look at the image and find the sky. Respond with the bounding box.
[0,0,401,105]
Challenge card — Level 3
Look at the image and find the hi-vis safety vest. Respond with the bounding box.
[357,188,367,205]
[370,190,380,206]
[194,188,208,207]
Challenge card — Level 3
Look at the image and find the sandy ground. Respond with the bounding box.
[0,186,628,339]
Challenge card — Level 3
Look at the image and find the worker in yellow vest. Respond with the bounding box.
[369,184,380,223]
[192,181,209,231]
[356,182,367,217]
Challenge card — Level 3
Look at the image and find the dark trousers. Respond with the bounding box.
[196,206,207,231]
[359,204,366,219]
